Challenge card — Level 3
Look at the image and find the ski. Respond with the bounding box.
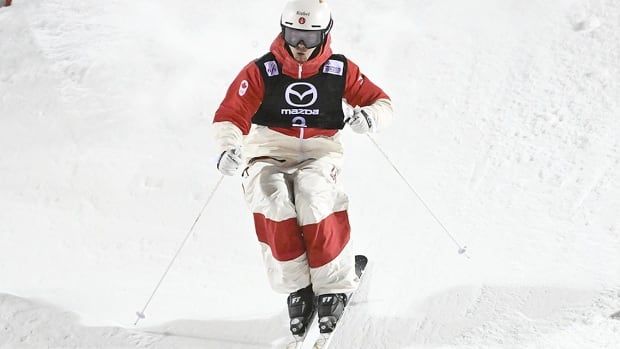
[311,255,369,349]
[611,310,620,319]
[285,311,317,349]
[286,334,308,349]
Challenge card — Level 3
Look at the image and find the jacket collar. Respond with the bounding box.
[270,34,333,79]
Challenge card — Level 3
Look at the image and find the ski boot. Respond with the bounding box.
[316,293,348,334]
[287,284,316,337]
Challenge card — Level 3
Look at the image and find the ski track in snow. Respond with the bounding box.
[1,0,620,348]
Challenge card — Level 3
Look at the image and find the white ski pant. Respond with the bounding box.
[242,157,359,295]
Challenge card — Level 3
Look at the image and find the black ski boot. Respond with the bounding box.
[287,284,316,337]
[316,293,348,334]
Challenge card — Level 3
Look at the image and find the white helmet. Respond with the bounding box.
[281,0,333,48]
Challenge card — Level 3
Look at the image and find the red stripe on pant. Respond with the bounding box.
[253,211,350,268]
[6,1,12,6]
[254,213,305,261]
[302,211,350,268]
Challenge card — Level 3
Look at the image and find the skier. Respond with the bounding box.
[212,0,392,337]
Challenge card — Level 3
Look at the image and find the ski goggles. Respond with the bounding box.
[282,27,324,48]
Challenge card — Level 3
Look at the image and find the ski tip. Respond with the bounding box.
[354,255,369,279]
[611,310,620,319]
[355,255,368,265]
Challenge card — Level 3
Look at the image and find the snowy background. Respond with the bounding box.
[1,0,619,348]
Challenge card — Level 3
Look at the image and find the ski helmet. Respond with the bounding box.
[280,0,333,48]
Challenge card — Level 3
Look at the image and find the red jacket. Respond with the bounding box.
[213,34,389,139]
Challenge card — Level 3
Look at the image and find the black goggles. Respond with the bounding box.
[282,27,324,48]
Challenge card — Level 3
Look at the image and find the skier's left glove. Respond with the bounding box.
[343,100,376,134]
[216,148,242,176]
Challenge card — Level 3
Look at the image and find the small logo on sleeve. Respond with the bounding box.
[238,80,249,96]
[264,61,280,77]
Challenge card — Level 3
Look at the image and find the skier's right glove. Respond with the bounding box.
[216,148,242,176]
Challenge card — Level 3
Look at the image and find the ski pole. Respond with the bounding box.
[366,134,470,258]
[134,175,225,325]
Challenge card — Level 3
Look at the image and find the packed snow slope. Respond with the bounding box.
[1,0,619,348]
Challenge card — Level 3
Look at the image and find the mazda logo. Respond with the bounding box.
[285,82,318,107]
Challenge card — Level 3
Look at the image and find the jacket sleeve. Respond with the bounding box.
[212,62,264,152]
[343,59,393,131]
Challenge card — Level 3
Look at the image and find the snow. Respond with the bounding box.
[1,0,619,348]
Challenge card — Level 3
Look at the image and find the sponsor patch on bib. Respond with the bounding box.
[264,61,280,77]
[323,59,344,76]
